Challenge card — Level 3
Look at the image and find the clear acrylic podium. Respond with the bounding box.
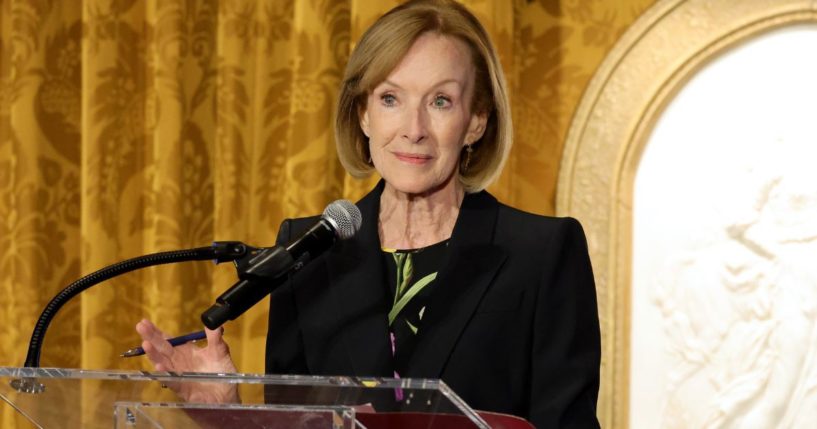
[0,366,511,428]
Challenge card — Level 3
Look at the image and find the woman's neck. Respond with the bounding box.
[378,180,464,250]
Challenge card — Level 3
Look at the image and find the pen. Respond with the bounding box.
[121,330,207,358]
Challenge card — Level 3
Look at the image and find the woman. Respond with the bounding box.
[137,0,601,427]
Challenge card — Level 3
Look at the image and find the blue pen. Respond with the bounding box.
[121,330,207,358]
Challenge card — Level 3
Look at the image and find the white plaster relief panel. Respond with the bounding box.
[631,26,817,428]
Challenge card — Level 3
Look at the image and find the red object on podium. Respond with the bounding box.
[356,410,534,428]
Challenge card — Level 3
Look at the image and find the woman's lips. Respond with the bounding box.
[394,152,432,165]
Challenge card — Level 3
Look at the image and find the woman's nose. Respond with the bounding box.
[402,104,428,143]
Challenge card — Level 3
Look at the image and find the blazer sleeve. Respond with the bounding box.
[530,217,601,428]
[265,218,309,375]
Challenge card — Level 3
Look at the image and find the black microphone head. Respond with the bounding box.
[322,200,362,240]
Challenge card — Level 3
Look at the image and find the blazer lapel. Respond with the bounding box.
[325,182,394,376]
[406,191,507,378]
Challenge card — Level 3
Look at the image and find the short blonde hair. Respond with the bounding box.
[335,0,512,193]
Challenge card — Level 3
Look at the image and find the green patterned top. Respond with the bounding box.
[382,239,449,376]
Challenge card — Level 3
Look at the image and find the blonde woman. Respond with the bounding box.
[138,1,601,426]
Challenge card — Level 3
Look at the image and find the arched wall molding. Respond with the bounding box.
[555,0,817,427]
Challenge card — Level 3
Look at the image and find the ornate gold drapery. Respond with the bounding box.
[1,0,652,427]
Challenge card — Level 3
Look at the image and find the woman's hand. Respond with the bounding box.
[135,319,240,404]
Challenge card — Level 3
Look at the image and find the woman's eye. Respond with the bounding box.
[381,94,396,106]
[433,95,451,109]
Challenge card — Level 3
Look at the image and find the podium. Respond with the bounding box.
[0,366,532,428]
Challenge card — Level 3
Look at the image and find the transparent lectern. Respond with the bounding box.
[0,367,531,428]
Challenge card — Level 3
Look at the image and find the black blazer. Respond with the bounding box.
[266,182,601,428]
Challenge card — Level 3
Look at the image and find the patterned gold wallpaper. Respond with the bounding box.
[0,0,653,426]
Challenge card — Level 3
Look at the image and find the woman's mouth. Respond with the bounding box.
[394,152,432,165]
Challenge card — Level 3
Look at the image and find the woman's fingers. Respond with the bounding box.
[199,326,238,373]
[135,319,237,372]
[134,319,240,403]
[136,320,170,354]
[141,339,174,370]
[203,325,223,345]
[136,319,166,345]
[135,319,177,370]
[203,326,230,356]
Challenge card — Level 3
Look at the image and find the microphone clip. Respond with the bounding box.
[212,241,298,282]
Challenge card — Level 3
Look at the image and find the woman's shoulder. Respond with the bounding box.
[482,194,585,234]
[497,202,580,226]
[487,198,588,249]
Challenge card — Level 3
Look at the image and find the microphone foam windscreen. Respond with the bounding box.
[323,200,362,240]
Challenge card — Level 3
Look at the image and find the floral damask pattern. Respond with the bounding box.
[500,0,651,213]
[36,22,82,165]
[0,1,653,426]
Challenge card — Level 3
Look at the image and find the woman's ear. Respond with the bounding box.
[359,106,370,138]
[465,110,488,145]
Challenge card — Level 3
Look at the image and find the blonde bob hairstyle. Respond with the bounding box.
[335,0,512,193]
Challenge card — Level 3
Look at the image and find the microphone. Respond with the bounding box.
[201,200,362,329]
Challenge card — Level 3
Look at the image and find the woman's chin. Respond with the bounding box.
[383,175,459,198]
[386,181,433,196]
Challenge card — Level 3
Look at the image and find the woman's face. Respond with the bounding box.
[360,32,487,196]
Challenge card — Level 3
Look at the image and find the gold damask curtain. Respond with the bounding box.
[1,0,651,425]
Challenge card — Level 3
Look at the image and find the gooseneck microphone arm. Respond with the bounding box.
[22,242,249,368]
[200,221,335,329]
[200,199,363,330]
[20,199,361,371]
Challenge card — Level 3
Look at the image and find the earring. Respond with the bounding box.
[463,144,473,171]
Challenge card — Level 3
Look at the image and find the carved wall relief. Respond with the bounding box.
[557,1,817,427]
[632,26,817,428]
